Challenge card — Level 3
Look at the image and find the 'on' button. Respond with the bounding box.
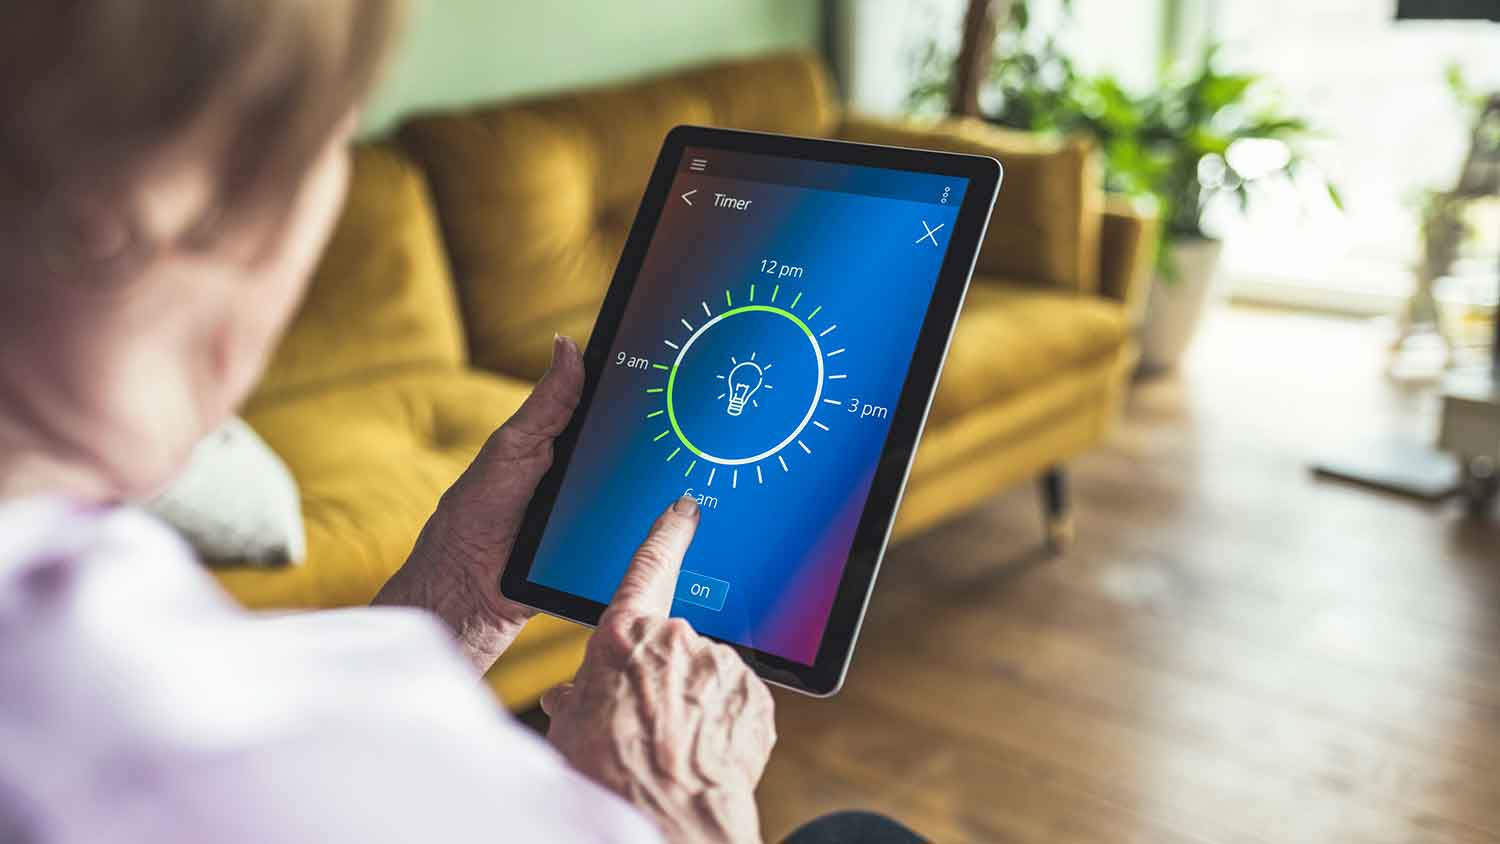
[675,570,730,611]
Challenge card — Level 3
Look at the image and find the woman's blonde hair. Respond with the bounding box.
[0,0,407,263]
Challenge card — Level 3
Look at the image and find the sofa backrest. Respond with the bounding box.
[837,116,1102,296]
[398,51,839,380]
[247,143,467,411]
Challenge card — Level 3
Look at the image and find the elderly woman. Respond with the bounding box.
[0,4,930,843]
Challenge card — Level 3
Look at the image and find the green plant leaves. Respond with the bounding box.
[1200,73,1256,111]
[904,1,1342,252]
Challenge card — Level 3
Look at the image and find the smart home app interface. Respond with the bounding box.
[529,147,968,665]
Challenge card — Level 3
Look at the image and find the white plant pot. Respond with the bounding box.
[1140,237,1224,373]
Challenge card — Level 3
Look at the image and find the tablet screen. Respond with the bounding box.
[527,146,968,665]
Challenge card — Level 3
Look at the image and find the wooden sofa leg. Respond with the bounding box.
[1039,466,1074,552]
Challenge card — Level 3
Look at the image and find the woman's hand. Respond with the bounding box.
[542,497,776,844]
[375,335,584,672]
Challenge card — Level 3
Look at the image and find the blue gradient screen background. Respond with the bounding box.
[529,148,967,665]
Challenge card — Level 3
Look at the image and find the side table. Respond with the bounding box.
[1439,368,1500,516]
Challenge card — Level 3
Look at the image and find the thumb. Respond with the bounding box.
[540,682,574,717]
[480,335,584,464]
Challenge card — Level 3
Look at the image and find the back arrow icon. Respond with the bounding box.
[681,189,697,206]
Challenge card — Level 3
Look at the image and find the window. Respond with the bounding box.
[1210,0,1500,313]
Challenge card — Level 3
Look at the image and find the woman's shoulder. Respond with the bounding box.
[0,496,201,613]
[0,496,486,746]
[0,497,660,843]
[0,497,500,773]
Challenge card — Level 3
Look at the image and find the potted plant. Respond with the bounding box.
[1116,50,1340,370]
[909,6,1340,370]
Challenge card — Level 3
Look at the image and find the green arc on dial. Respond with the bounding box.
[666,304,820,465]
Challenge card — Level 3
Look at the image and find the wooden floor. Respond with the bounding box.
[756,308,1500,843]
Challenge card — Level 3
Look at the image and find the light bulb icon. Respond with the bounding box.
[718,353,772,417]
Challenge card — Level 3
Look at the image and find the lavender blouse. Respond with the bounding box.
[0,497,659,843]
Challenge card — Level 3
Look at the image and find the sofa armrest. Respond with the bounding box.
[836,115,1103,295]
[1098,194,1160,326]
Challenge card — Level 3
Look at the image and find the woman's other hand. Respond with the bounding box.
[542,497,776,844]
[375,335,584,672]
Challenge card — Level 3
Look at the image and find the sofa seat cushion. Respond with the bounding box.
[218,367,532,610]
[929,278,1131,424]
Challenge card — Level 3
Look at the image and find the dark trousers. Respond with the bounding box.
[783,811,925,844]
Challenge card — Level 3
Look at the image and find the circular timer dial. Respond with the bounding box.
[644,284,848,489]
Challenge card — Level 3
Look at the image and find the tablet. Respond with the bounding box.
[501,126,1001,696]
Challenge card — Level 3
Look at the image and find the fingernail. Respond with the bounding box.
[673,494,699,516]
[549,334,564,369]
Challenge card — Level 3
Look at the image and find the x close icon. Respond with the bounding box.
[916,220,944,246]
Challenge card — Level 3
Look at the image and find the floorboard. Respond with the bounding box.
[757,308,1500,843]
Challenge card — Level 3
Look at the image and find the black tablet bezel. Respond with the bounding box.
[501,125,1001,696]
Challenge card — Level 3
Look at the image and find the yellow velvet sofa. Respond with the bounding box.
[215,51,1156,708]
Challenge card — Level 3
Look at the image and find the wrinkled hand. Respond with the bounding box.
[542,497,776,844]
[375,336,584,672]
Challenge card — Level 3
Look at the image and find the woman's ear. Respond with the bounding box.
[37,189,148,287]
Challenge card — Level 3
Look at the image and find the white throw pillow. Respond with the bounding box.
[145,417,306,567]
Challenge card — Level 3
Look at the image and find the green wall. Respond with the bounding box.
[363,1,823,134]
